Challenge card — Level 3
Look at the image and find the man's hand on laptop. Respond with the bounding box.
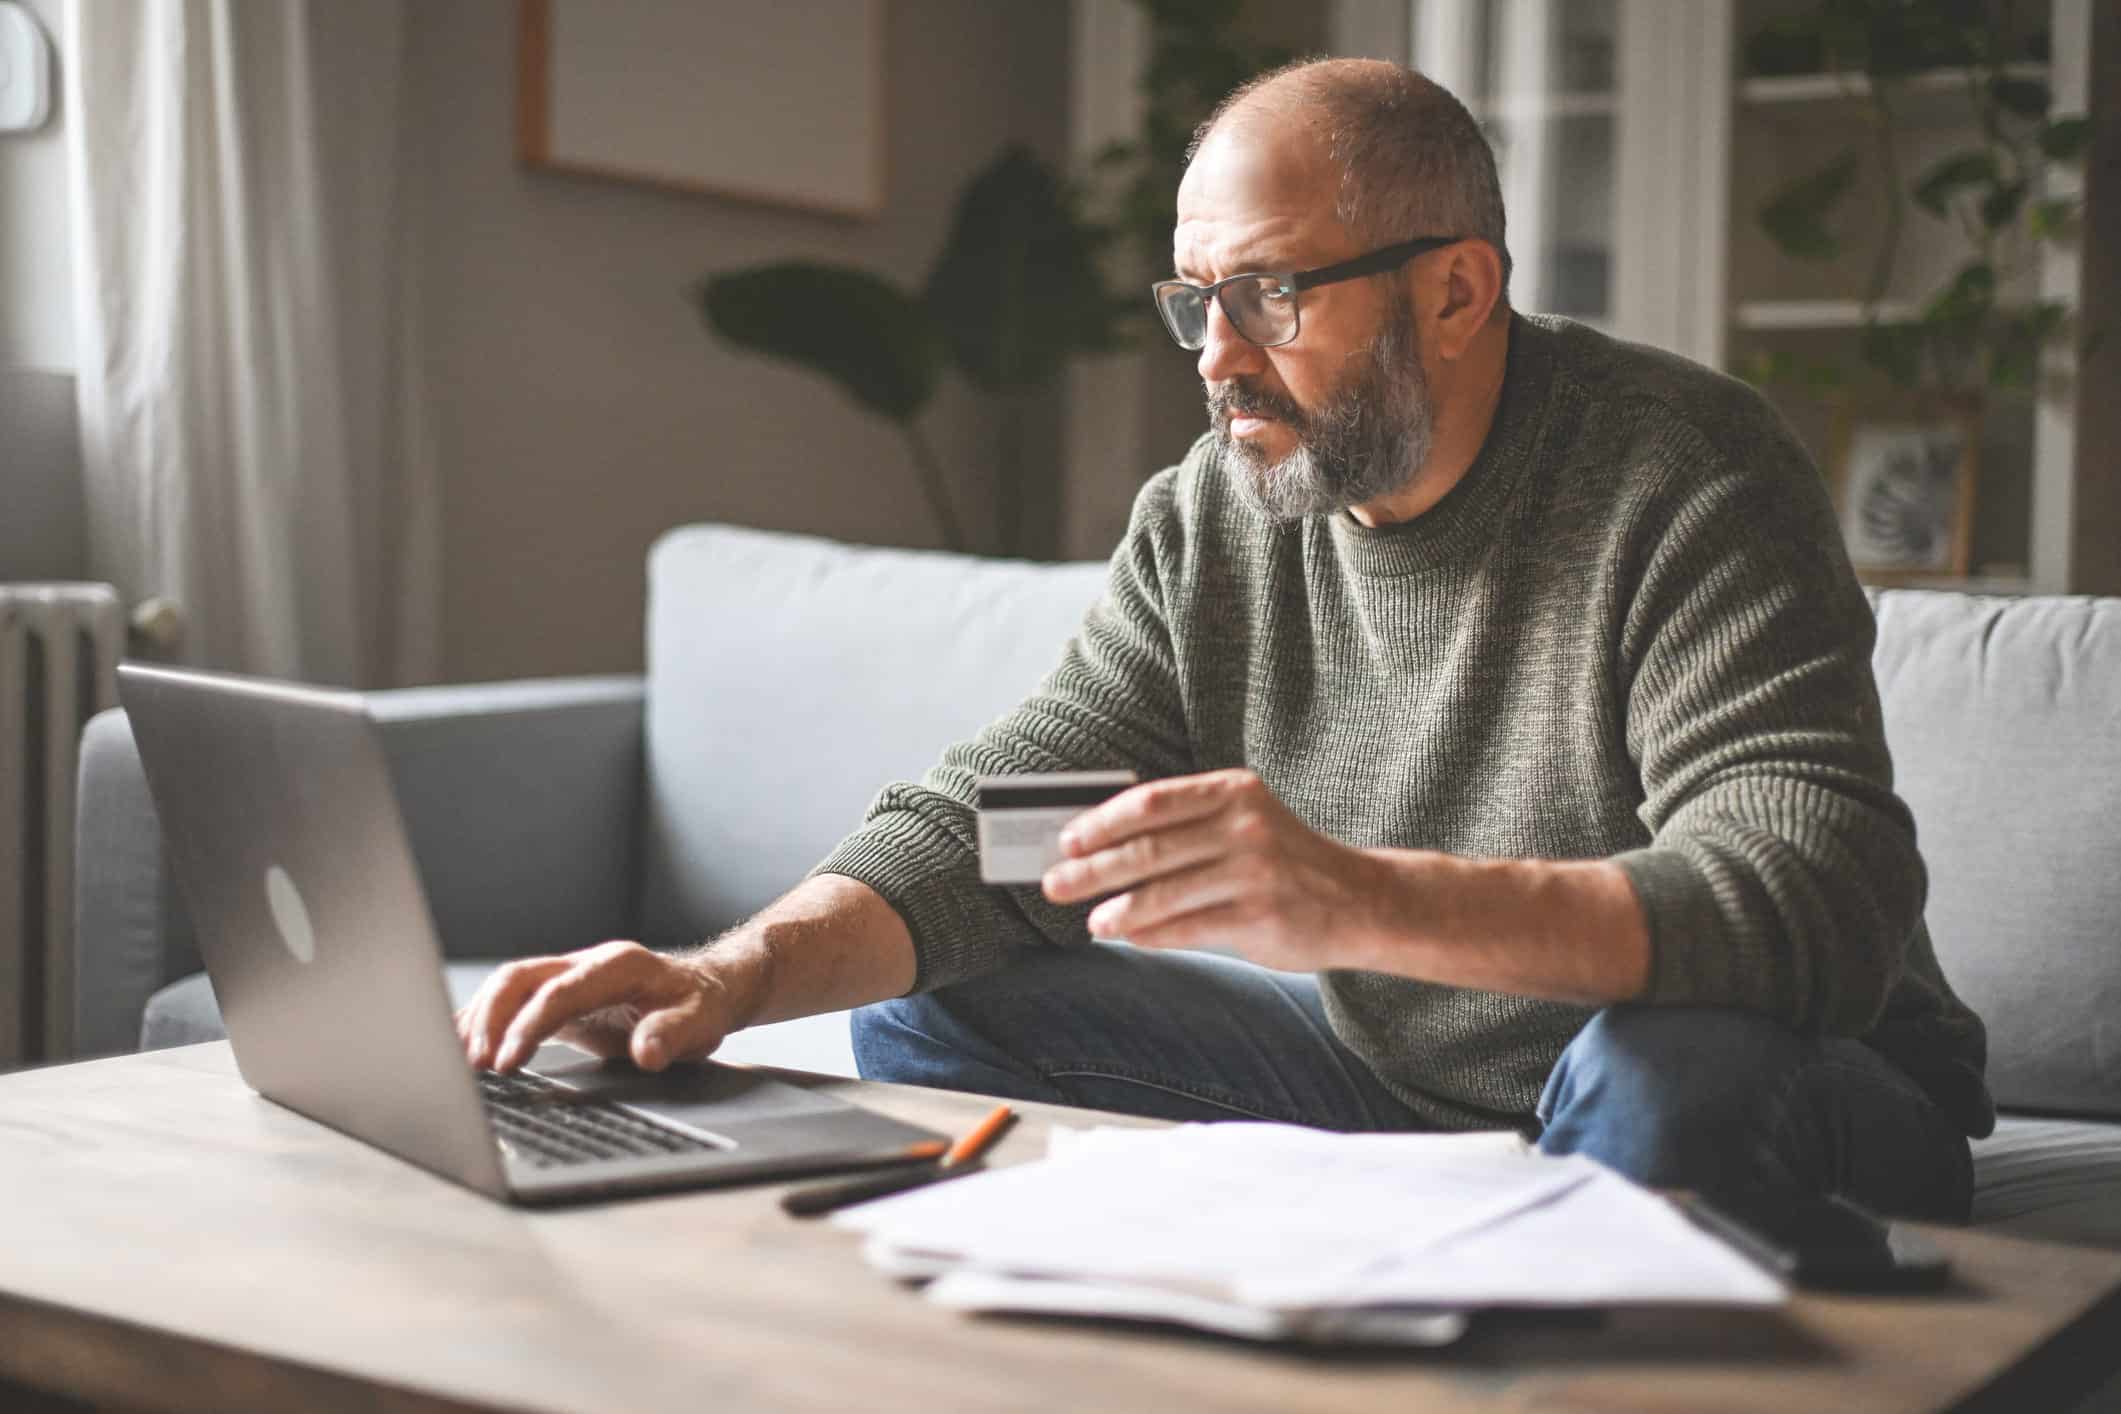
[455,941,748,1074]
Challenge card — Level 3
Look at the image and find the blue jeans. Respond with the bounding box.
[850,942,1973,1222]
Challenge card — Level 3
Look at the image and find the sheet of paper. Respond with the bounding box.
[923,1270,1470,1347]
[842,1121,1785,1312]
[1304,1166,1787,1308]
[839,1122,1590,1302]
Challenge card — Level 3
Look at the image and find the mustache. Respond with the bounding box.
[1206,380,1307,431]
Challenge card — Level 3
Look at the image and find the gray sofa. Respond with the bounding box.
[72,523,2121,1247]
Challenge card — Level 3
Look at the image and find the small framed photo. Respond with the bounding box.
[1827,397,1980,583]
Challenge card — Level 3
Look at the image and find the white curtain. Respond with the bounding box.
[65,0,438,686]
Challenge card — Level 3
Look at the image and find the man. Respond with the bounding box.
[456,60,1991,1219]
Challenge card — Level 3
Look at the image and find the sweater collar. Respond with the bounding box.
[1325,312,1558,579]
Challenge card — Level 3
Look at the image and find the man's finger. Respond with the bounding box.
[494,950,663,1071]
[630,990,721,1071]
[466,957,571,1067]
[1087,861,1241,940]
[1043,818,1226,905]
[1128,901,1242,952]
[1061,769,1254,856]
[552,1016,635,1060]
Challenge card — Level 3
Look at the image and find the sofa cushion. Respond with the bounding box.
[141,963,860,1077]
[1869,590,2121,1119]
[640,525,1109,947]
[1970,1115,2121,1249]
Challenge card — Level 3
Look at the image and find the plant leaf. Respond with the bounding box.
[1912,151,1998,217]
[2039,115,2090,162]
[1923,261,1997,326]
[1979,179,2027,231]
[2027,197,2079,240]
[697,263,940,424]
[1989,76,2050,118]
[923,145,1129,393]
[1986,303,2066,389]
[1859,321,1927,387]
[1759,149,1861,261]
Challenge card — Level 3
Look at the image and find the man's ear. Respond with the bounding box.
[1430,240,1505,361]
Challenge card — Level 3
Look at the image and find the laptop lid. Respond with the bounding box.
[117,663,943,1205]
[119,663,512,1196]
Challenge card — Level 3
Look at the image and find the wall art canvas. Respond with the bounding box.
[518,0,884,218]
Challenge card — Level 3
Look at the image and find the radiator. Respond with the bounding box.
[0,583,124,1066]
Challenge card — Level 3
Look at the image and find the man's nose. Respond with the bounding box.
[1195,297,1265,386]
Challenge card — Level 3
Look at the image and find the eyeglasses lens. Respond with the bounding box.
[1152,277,1296,351]
[1155,284,1209,350]
[1220,277,1296,347]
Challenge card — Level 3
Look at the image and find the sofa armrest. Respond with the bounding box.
[72,676,647,1056]
[73,707,197,1057]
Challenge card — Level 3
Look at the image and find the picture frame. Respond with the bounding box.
[1826,395,1981,584]
[516,0,885,219]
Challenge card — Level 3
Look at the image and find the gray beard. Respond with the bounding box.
[1208,305,1434,523]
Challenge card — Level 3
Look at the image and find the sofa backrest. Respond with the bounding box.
[1870,588,2121,1119]
[638,525,1109,948]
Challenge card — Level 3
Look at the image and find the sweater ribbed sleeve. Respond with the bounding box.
[1606,417,1925,1036]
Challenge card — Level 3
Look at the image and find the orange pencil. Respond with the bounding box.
[940,1103,1016,1169]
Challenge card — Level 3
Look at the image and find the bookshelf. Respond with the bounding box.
[1723,0,2100,593]
[1403,0,2107,593]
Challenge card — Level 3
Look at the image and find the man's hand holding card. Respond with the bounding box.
[988,767,1407,973]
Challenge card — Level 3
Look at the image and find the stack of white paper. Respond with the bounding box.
[834,1122,1786,1346]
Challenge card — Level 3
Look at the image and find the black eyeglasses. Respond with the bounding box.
[1151,235,1462,351]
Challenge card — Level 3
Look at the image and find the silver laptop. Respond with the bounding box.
[118,662,944,1205]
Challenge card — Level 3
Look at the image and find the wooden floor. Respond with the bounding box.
[4,1042,2121,1413]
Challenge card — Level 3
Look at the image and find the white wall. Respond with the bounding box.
[0,0,83,582]
[0,0,71,370]
[406,0,1070,682]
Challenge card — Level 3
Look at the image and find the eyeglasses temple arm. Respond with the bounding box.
[1290,236,1461,292]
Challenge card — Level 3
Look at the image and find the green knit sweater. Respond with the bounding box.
[815,314,1994,1138]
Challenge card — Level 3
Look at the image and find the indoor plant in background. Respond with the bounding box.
[1743,0,2090,581]
[694,0,1291,558]
[1745,0,2090,396]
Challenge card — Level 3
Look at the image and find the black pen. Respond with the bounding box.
[779,1158,983,1217]
[781,1103,1017,1218]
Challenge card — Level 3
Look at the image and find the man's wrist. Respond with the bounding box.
[678,926,778,1034]
[1348,846,1440,970]
[1345,849,1651,1005]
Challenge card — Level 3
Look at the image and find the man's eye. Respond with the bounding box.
[1262,286,1293,303]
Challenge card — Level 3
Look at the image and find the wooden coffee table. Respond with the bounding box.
[3,1042,2117,1413]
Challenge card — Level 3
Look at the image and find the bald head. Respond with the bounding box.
[1192,58,1512,295]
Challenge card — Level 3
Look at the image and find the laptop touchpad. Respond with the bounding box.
[527,1046,852,1123]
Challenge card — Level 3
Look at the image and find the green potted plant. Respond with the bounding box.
[698,148,1127,557]
[1745,0,2091,395]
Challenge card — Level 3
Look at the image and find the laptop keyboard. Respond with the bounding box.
[478,1070,724,1169]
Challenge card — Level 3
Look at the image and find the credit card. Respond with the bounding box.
[975,770,1139,885]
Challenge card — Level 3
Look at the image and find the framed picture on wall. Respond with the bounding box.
[516,0,884,218]
[1827,396,1981,584]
